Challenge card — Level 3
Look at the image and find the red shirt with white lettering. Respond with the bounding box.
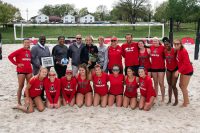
[44,78,60,104]
[92,72,108,96]
[139,76,156,102]
[139,48,151,70]
[8,48,32,73]
[61,77,77,103]
[124,77,138,98]
[28,76,45,98]
[76,74,92,95]
[176,48,193,74]
[150,45,165,69]
[164,48,178,71]
[122,42,139,66]
[109,74,124,95]
[108,45,123,69]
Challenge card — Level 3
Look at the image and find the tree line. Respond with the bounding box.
[1,0,200,31]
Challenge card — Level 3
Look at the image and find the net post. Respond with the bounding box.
[0,33,2,60]
[169,18,174,47]
[194,18,200,60]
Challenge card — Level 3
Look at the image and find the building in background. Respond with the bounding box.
[79,14,95,23]
[63,15,75,23]
[34,14,49,24]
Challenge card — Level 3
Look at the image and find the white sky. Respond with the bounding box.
[2,0,166,20]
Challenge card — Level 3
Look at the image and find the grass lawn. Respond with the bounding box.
[0,22,197,44]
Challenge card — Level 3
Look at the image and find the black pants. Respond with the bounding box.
[54,65,67,78]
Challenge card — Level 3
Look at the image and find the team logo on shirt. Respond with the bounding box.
[25,53,29,58]
[98,79,102,85]
[151,48,159,57]
[127,84,134,92]
[139,81,146,91]
[39,82,43,90]
[64,82,73,91]
[125,47,134,52]
[50,85,55,91]
[67,82,71,89]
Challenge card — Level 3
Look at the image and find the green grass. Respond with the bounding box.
[0,23,197,44]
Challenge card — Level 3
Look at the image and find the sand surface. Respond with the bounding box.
[0,44,200,133]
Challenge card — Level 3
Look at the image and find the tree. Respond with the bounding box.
[110,0,149,23]
[78,7,89,17]
[39,4,76,17]
[0,1,21,29]
[95,5,109,21]
[154,1,168,24]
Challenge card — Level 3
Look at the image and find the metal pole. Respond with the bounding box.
[0,33,2,60]
[194,18,200,60]
[169,18,174,47]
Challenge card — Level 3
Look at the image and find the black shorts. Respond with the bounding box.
[167,67,178,73]
[17,72,31,75]
[184,71,193,76]
[151,68,166,72]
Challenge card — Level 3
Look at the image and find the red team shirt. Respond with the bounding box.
[109,74,124,95]
[61,77,77,103]
[139,76,156,102]
[122,42,139,66]
[164,48,178,71]
[108,45,123,69]
[28,76,45,98]
[176,48,193,74]
[76,74,92,95]
[150,45,165,69]
[92,72,109,96]
[44,78,60,104]
[8,48,32,73]
[139,48,151,70]
[124,77,138,98]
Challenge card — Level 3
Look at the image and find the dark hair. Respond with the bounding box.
[23,38,30,42]
[126,66,135,76]
[138,40,149,48]
[79,63,90,80]
[138,66,145,70]
[125,33,133,38]
[174,39,184,50]
[162,37,170,43]
[58,36,65,40]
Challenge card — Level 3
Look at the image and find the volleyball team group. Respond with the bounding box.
[8,33,193,113]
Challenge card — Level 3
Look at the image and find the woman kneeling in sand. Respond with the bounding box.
[14,67,48,113]
[138,67,156,111]
[44,70,61,109]
[61,70,77,106]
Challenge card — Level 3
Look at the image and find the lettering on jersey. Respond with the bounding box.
[79,81,87,89]
[49,84,56,93]
[151,48,160,57]
[95,79,105,87]
[127,84,134,92]
[139,80,146,91]
[125,47,134,52]
[165,55,174,64]
[64,82,73,91]
[35,82,43,91]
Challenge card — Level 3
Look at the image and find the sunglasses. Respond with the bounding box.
[49,73,56,76]
[112,69,120,72]
[111,40,117,42]
[174,43,181,45]
[76,38,82,40]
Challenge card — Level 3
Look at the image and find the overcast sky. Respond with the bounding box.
[2,0,166,20]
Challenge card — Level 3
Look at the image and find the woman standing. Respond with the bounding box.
[44,70,61,109]
[80,36,98,71]
[108,65,124,107]
[107,37,123,74]
[138,40,151,76]
[138,67,156,111]
[92,64,109,107]
[61,70,77,107]
[163,37,178,106]
[13,67,48,113]
[52,36,69,78]
[174,39,193,107]
[8,39,32,106]
[123,67,139,109]
[76,64,93,107]
[150,37,165,102]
